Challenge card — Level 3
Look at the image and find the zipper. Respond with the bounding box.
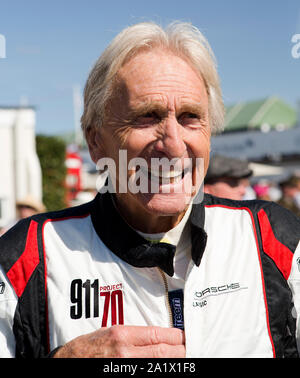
[157,267,173,327]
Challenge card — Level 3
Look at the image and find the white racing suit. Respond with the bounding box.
[0,192,300,358]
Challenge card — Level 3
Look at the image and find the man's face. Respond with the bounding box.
[88,49,210,230]
[204,177,249,201]
[283,185,299,198]
[17,205,38,219]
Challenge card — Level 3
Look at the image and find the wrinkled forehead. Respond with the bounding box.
[109,49,209,112]
[117,48,205,87]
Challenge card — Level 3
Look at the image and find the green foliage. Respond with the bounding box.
[36,135,67,211]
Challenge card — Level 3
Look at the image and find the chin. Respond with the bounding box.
[139,192,192,216]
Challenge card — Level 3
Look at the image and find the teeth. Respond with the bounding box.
[138,166,185,185]
[137,160,193,185]
[140,166,182,179]
[152,169,183,179]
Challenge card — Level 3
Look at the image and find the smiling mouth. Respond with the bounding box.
[140,166,191,185]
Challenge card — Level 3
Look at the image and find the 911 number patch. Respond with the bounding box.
[70,279,124,327]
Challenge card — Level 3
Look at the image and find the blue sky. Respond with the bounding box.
[0,0,299,135]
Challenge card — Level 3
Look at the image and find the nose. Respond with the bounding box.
[154,115,186,159]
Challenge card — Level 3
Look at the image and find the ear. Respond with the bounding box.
[203,184,212,195]
[86,127,104,164]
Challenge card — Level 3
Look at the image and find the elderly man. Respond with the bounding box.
[0,22,300,359]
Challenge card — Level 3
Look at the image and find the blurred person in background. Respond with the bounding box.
[277,176,300,217]
[204,155,253,201]
[293,175,300,210]
[16,195,46,219]
[253,181,271,201]
[0,195,46,236]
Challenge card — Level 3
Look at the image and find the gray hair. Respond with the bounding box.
[81,21,224,137]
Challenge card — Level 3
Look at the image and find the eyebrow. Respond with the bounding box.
[128,101,167,119]
[128,101,207,120]
[177,103,207,119]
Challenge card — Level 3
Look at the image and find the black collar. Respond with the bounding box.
[90,192,207,276]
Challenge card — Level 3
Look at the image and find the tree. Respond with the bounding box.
[36,135,67,211]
